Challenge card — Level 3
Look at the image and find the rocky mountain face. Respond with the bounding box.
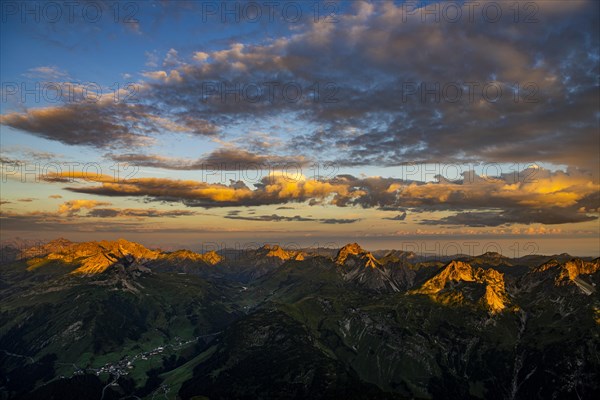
[1,239,599,399]
[411,261,510,314]
[335,242,380,268]
[333,243,414,292]
[23,238,161,275]
[256,244,305,261]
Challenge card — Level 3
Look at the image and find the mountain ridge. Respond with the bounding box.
[410,260,510,313]
[1,238,599,399]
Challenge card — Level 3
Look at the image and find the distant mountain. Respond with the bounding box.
[522,257,599,295]
[256,244,305,261]
[376,249,417,265]
[334,243,413,292]
[455,251,513,268]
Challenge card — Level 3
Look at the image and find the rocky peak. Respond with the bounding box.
[41,239,161,275]
[412,261,508,314]
[531,258,599,285]
[258,244,304,261]
[19,237,75,259]
[46,237,74,248]
[416,261,475,293]
[202,250,223,265]
[481,251,504,258]
[532,259,561,273]
[558,258,599,282]
[336,243,380,269]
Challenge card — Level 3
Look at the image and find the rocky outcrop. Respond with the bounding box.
[256,244,305,261]
[525,258,599,295]
[335,243,380,269]
[39,239,161,275]
[161,249,223,266]
[411,261,509,314]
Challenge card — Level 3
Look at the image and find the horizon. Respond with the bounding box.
[3,235,599,259]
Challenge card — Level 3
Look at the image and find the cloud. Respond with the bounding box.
[225,214,313,222]
[224,213,359,224]
[318,218,360,224]
[0,94,217,149]
[58,200,112,215]
[163,48,182,68]
[0,156,21,167]
[23,66,69,80]
[420,209,596,227]
[49,195,63,199]
[108,147,308,170]
[2,1,597,175]
[0,210,180,233]
[43,167,599,226]
[383,212,407,221]
[0,102,155,149]
[87,208,196,218]
[50,171,354,209]
[53,199,196,219]
[0,198,196,232]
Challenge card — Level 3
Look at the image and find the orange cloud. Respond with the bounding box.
[58,200,112,215]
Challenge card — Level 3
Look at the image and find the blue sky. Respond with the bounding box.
[1,1,599,255]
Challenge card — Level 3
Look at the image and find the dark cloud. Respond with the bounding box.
[383,212,407,221]
[421,208,596,227]
[87,208,120,218]
[0,99,218,149]
[0,102,155,149]
[88,208,196,218]
[108,147,308,170]
[318,218,360,225]
[0,157,20,166]
[225,214,313,222]
[224,213,359,224]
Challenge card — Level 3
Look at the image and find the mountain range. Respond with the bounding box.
[0,238,599,399]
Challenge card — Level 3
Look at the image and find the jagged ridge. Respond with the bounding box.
[411,260,509,314]
[335,243,380,269]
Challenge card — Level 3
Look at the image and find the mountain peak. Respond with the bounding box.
[532,258,598,280]
[336,243,379,268]
[338,242,364,255]
[412,261,508,314]
[481,251,504,258]
[559,258,599,282]
[47,237,73,246]
[202,250,223,265]
[20,237,75,259]
[257,244,304,261]
[38,239,162,275]
[162,249,223,265]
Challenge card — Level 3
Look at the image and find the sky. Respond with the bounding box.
[0,0,599,256]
